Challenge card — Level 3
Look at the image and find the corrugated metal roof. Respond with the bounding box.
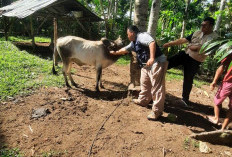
[0,0,102,21]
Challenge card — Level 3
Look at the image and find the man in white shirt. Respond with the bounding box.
[163,17,218,106]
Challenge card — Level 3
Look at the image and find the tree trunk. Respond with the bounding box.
[129,0,149,88]
[180,0,191,38]
[128,0,134,26]
[133,0,149,32]
[190,130,232,146]
[214,0,226,32]
[147,0,161,38]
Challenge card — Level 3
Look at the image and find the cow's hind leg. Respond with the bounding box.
[67,63,78,88]
[62,61,72,88]
[52,46,59,75]
[96,65,102,92]
[99,73,104,89]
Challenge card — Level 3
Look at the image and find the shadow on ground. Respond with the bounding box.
[65,85,128,101]
[155,93,226,132]
[13,42,54,60]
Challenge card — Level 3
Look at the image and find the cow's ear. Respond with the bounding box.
[101,38,111,47]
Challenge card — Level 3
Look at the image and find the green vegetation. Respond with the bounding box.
[192,139,200,148]
[41,150,68,157]
[183,137,190,150]
[183,137,200,151]
[166,68,208,88]
[116,55,130,65]
[0,36,51,42]
[0,147,23,157]
[0,39,208,101]
[0,41,63,100]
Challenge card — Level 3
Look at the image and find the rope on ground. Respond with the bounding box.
[88,100,122,157]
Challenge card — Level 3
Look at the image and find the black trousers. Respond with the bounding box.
[168,51,201,101]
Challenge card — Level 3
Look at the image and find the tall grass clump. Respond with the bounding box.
[0,41,64,100]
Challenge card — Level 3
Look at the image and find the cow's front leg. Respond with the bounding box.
[96,65,102,92]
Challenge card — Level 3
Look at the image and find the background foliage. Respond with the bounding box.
[0,0,232,76]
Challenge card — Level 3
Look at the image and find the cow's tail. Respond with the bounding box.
[52,43,59,75]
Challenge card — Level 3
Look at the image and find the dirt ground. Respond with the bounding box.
[0,63,232,157]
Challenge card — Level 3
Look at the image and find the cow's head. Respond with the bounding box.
[101,36,124,51]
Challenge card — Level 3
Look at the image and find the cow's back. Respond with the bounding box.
[57,36,105,66]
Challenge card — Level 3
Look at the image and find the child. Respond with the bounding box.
[207,53,232,130]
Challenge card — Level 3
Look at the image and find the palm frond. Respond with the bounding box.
[217,48,232,62]
[200,38,229,55]
[214,41,232,59]
[200,38,232,62]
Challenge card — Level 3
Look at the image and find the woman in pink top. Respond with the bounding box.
[207,53,232,130]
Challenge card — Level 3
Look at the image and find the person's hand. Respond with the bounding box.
[110,51,116,55]
[163,43,171,48]
[146,58,154,66]
[210,82,216,91]
[188,44,201,52]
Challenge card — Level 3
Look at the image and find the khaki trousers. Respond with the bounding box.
[138,61,168,114]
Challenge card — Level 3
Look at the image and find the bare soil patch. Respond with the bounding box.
[0,63,231,157]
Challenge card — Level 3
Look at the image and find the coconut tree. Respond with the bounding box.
[133,0,149,31]
[180,0,191,38]
[147,0,161,37]
[214,0,227,32]
[129,0,149,88]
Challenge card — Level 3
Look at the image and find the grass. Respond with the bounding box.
[0,41,64,100]
[166,68,208,88]
[0,37,208,100]
[0,36,51,42]
[116,54,131,65]
[0,147,23,157]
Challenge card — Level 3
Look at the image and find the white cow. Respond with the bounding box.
[52,36,123,92]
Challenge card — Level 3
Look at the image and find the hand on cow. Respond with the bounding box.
[210,82,216,91]
[110,51,117,55]
[146,58,155,66]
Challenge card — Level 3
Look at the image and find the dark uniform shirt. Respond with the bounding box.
[124,32,163,67]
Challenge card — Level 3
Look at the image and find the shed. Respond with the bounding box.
[0,0,102,21]
[0,0,102,49]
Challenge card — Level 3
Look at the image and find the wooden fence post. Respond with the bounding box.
[30,16,35,52]
[53,17,58,65]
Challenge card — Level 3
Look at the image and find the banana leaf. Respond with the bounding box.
[217,48,232,62]
[200,38,229,55]
[214,41,232,59]
[200,38,232,62]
